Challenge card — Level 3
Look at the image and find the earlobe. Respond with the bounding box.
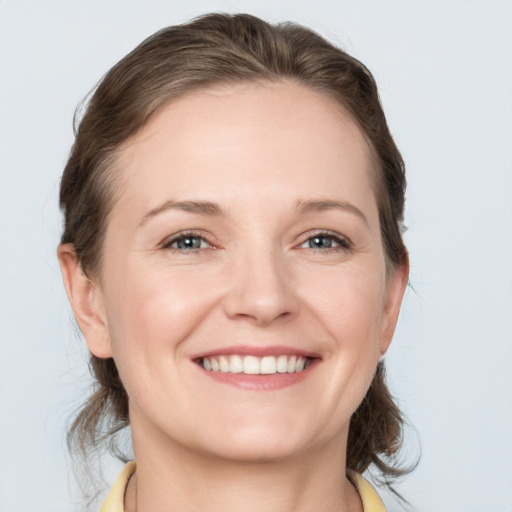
[379,258,409,356]
[57,244,113,359]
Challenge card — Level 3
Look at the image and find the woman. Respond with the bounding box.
[58,13,410,512]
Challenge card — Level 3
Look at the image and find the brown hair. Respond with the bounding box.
[60,12,409,485]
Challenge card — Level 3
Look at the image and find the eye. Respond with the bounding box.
[300,233,351,251]
[162,232,211,251]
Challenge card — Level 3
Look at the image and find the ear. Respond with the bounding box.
[379,256,409,356]
[57,244,113,359]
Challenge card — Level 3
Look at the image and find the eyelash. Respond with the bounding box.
[161,232,214,252]
[161,231,352,253]
[298,231,352,252]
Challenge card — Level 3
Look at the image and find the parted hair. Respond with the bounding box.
[60,12,409,485]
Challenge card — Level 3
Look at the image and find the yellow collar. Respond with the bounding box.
[101,462,386,512]
[100,461,136,512]
[348,470,387,512]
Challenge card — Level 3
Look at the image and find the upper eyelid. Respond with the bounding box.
[159,229,351,249]
[297,229,351,244]
[161,231,214,249]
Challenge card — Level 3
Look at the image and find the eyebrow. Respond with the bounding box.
[295,199,369,226]
[139,198,369,227]
[140,200,224,226]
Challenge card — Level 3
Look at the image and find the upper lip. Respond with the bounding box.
[190,345,321,360]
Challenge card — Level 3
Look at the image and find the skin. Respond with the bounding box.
[59,81,408,512]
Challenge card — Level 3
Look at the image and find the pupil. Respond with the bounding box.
[180,237,199,249]
[311,236,332,248]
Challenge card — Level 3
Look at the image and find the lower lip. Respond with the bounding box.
[195,359,319,391]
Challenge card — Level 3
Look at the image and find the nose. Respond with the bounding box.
[222,246,298,326]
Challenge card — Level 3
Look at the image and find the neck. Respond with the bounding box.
[125,422,362,512]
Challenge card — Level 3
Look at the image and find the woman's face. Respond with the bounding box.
[79,82,407,462]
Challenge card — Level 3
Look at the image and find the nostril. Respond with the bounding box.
[221,257,299,325]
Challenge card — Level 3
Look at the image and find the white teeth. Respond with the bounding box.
[277,355,288,373]
[229,355,243,373]
[243,355,260,375]
[200,354,311,375]
[261,356,277,374]
[219,356,230,373]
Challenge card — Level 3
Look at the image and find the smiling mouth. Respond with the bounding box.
[196,354,314,375]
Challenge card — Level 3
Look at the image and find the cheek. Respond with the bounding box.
[103,260,222,359]
[305,265,385,390]
[100,264,222,413]
[303,264,386,344]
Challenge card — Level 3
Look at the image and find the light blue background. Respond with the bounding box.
[1,1,511,510]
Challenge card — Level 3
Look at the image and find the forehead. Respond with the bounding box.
[114,81,376,219]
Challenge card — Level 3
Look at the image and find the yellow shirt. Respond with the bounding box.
[100,462,386,512]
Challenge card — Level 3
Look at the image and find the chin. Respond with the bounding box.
[204,437,303,464]
[192,412,322,463]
